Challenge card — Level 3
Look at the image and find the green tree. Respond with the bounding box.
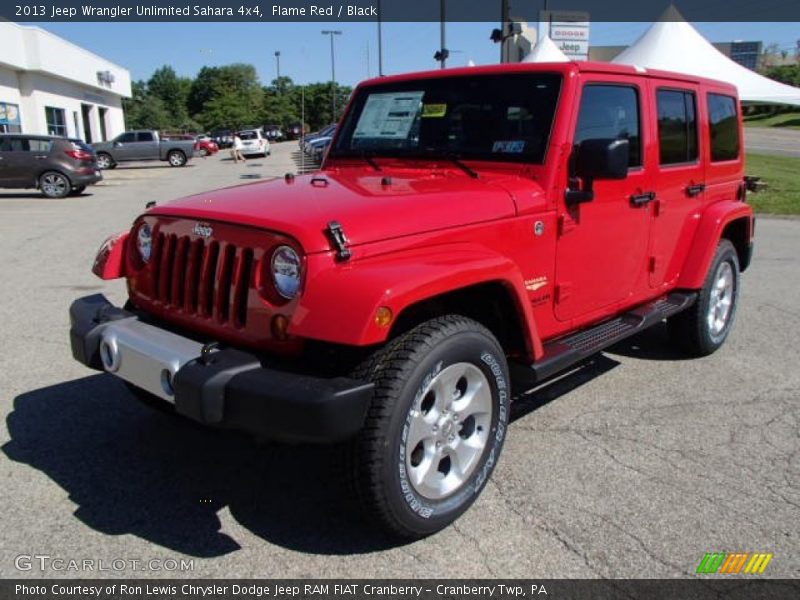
[147,65,191,127]
[190,64,264,130]
[123,80,172,130]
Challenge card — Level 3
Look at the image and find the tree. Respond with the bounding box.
[189,64,264,130]
[147,66,191,126]
[123,80,172,130]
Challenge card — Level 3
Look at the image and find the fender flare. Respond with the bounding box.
[290,243,543,359]
[676,201,753,289]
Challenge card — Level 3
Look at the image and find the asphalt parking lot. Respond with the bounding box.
[0,142,797,579]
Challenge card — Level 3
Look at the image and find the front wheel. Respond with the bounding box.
[167,150,187,167]
[668,239,740,356]
[347,315,511,539]
[39,171,71,198]
[96,153,114,170]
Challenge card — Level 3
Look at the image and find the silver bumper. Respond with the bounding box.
[97,317,205,402]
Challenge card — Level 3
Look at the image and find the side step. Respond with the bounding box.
[511,292,697,386]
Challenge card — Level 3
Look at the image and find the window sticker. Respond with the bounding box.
[492,140,526,153]
[353,91,424,139]
[422,103,447,118]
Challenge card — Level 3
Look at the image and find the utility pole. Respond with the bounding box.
[274,51,281,79]
[377,0,384,76]
[440,0,446,68]
[321,30,342,122]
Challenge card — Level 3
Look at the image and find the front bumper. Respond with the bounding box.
[69,294,373,443]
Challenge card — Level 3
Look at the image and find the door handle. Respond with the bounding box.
[686,183,705,197]
[630,191,656,207]
[35,155,48,160]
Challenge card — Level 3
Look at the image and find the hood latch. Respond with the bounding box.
[326,221,351,261]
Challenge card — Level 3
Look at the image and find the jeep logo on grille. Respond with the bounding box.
[193,223,213,238]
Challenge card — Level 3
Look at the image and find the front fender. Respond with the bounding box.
[677,201,753,289]
[290,244,542,358]
[92,231,128,280]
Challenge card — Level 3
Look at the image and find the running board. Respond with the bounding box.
[511,292,697,386]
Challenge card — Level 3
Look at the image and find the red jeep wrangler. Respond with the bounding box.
[70,62,754,539]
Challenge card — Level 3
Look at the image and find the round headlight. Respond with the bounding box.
[271,245,301,299]
[136,223,152,263]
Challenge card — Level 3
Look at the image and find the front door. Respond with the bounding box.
[555,80,652,322]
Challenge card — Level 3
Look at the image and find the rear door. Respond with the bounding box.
[555,78,652,322]
[0,137,38,186]
[647,85,705,288]
[133,131,159,159]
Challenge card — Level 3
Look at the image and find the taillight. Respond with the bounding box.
[65,149,93,161]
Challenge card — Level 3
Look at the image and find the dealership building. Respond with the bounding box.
[0,21,131,142]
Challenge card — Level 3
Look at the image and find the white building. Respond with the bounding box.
[0,22,131,143]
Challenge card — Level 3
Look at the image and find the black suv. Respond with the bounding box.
[0,134,102,198]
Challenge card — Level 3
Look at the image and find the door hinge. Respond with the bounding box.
[648,256,658,273]
[557,215,575,237]
[555,282,572,303]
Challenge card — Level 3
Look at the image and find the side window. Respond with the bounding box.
[657,89,698,165]
[575,84,641,167]
[29,139,52,152]
[708,93,739,161]
[137,131,154,142]
[118,132,136,143]
[0,136,9,151]
[8,138,30,152]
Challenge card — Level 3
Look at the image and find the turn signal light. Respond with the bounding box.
[271,314,290,341]
[375,307,393,328]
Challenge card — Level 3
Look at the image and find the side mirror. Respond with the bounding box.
[567,138,630,204]
[113,141,122,147]
[575,138,629,180]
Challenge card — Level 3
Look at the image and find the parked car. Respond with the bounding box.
[0,134,101,198]
[285,122,305,140]
[93,130,194,169]
[210,129,233,149]
[237,129,270,157]
[308,136,333,162]
[301,124,336,152]
[70,62,755,539]
[263,125,284,141]
[195,138,219,156]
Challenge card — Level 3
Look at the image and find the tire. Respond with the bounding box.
[69,186,86,196]
[39,171,71,198]
[346,315,511,539]
[96,153,114,170]
[167,150,187,167]
[668,239,740,356]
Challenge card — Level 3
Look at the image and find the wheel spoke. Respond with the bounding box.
[448,437,481,479]
[406,410,433,451]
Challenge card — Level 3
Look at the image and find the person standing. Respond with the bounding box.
[232,132,246,163]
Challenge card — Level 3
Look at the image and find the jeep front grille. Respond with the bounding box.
[150,232,255,328]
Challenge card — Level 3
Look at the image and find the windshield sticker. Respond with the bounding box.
[492,140,526,153]
[422,103,447,118]
[353,91,424,139]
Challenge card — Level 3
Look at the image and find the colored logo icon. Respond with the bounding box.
[697,552,773,574]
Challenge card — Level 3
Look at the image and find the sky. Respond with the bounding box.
[30,21,800,87]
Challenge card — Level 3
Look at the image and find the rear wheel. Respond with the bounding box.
[167,150,187,167]
[346,315,510,539]
[39,171,70,198]
[96,153,114,170]
[668,239,740,356]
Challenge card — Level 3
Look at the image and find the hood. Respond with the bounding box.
[148,167,536,254]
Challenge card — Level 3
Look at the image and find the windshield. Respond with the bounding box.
[239,131,260,140]
[332,73,561,164]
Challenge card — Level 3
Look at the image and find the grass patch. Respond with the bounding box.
[746,153,800,214]
[744,111,800,130]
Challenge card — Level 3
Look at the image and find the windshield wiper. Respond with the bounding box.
[359,152,382,172]
[444,154,479,179]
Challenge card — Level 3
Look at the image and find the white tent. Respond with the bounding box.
[522,35,570,64]
[612,6,800,106]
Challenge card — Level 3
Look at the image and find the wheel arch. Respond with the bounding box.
[37,168,72,188]
[676,201,753,289]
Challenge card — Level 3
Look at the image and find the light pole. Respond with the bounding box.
[377,0,383,76]
[274,50,281,79]
[321,30,342,122]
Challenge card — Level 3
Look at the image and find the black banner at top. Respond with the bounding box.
[3,0,800,22]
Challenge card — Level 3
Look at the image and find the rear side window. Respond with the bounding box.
[7,138,30,151]
[137,132,154,142]
[707,93,739,161]
[29,139,52,152]
[575,85,642,167]
[657,89,698,165]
